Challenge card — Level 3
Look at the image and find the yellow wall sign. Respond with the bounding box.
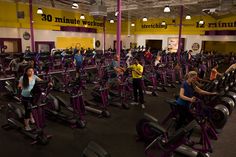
[56,37,94,49]
[0,1,236,35]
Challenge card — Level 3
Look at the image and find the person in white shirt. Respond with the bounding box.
[125,49,133,67]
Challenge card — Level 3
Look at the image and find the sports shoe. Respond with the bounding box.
[25,126,32,131]
[141,104,146,109]
[130,102,139,106]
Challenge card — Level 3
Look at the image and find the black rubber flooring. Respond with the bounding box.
[0,85,236,157]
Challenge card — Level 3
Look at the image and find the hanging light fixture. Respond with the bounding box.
[110,19,114,23]
[72,2,79,9]
[199,19,204,24]
[37,8,43,14]
[142,17,148,22]
[185,15,191,20]
[131,23,135,27]
[161,21,166,25]
[164,6,170,13]
[80,14,85,19]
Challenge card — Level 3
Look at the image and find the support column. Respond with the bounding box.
[103,16,106,54]
[177,5,183,63]
[29,0,35,52]
[116,0,121,59]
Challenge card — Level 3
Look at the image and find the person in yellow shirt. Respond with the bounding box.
[129,58,145,109]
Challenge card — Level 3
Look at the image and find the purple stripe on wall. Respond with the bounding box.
[205,30,236,35]
[60,26,97,33]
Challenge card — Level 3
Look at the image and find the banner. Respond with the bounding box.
[56,37,94,49]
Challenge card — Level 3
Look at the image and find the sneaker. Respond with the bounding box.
[141,104,146,109]
[25,126,32,131]
[130,102,139,106]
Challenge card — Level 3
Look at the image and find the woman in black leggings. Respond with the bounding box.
[18,66,42,131]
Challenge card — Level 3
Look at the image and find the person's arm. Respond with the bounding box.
[194,86,217,95]
[179,88,195,103]
[18,77,23,89]
[216,70,223,76]
[35,75,43,81]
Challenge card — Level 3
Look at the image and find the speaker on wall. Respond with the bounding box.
[17,11,25,19]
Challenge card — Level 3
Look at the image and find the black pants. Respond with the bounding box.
[175,105,194,130]
[199,71,205,79]
[133,78,144,104]
[22,96,33,119]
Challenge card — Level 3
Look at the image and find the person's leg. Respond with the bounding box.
[22,97,31,130]
[175,105,188,130]
[137,79,144,104]
[132,79,138,104]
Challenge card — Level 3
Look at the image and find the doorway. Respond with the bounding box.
[0,38,22,53]
[202,41,236,54]
[35,41,55,53]
[145,40,162,51]
[113,40,122,51]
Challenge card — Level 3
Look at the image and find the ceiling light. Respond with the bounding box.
[72,2,79,9]
[164,6,170,13]
[37,8,43,14]
[161,21,166,25]
[199,20,204,24]
[80,14,85,20]
[185,15,191,20]
[131,23,135,27]
[142,17,148,22]
[110,19,114,23]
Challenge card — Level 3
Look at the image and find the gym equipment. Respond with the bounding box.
[34,81,86,128]
[82,141,110,157]
[85,79,111,117]
[4,79,21,102]
[2,81,52,145]
[136,113,210,157]
[54,82,86,128]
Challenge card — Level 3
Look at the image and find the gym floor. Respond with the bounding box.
[0,77,235,157]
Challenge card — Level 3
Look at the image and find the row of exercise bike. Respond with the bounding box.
[136,69,236,157]
[1,56,235,157]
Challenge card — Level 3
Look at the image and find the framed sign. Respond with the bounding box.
[167,37,185,53]
[192,43,200,51]
[23,32,30,40]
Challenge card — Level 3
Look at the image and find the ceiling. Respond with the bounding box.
[6,0,236,20]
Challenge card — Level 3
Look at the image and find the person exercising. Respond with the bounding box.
[129,58,145,109]
[176,71,218,130]
[108,55,124,88]
[210,63,223,81]
[18,66,43,131]
[74,50,83,79]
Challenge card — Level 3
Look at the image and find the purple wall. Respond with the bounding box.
[60,26,97,33]
[205,30,236,35]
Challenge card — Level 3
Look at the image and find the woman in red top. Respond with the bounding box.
[144,48,152,64]
[210,63,223,80]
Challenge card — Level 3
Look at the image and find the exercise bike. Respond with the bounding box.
[136,113,209,157]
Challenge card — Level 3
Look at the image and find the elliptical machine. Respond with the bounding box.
[53,81,86,128]
[2,81,52,145]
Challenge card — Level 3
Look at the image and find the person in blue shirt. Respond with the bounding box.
[74,50,84,79]
[18,66,43,131]
[176,71,218,130]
